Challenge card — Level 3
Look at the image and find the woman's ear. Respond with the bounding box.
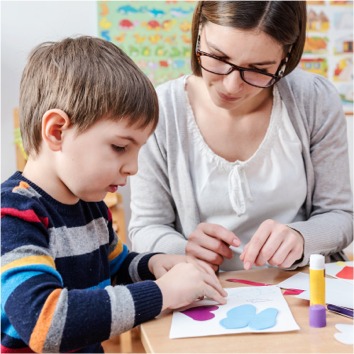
[42,109,71,152]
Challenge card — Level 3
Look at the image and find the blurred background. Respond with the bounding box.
[1,1,353,250]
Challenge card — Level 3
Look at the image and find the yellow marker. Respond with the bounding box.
[309,254,326,306]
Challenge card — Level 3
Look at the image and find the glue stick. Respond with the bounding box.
[309,254,326,327]
[309,254,325,306]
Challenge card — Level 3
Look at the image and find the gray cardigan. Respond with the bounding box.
[129,68,353,269]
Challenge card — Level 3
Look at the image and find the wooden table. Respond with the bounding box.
[140,267,353,353]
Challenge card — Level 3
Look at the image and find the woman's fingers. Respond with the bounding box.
[186,223,241,267]
[240,220,304,269]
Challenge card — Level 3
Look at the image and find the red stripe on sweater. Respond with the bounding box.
[1,208,49,228]
[107,208,113,222]
[0,344,34,353]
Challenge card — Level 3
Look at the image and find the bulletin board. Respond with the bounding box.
[302,0,353,114]
[97,1,196,86]
[97,0,353,114]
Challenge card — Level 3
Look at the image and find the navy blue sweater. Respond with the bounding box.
[1,172,162,353]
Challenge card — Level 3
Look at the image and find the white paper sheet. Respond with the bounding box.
[325,261,353,284]
[276,272,309,291]
[169,286,299,339]
[276,272,353,309]
[334,324,354,345]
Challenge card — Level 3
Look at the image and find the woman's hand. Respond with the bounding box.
[155,262,227,311]
[185,223,240,271]
[240,219,304,270]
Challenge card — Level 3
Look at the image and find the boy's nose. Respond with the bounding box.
[123,159,138,177]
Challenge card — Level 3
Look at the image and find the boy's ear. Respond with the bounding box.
[42,109,71,151]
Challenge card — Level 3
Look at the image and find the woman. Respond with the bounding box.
[129,1,352,271]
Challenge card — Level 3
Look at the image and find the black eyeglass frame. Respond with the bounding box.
[195,32,292,89]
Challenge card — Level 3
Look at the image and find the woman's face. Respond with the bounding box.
[198,22,285,110]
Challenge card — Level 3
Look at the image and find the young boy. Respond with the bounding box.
[1,36,226,353]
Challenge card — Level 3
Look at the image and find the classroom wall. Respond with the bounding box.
[1,1,97,182]
[1,1,136,234]
[1,1,353,241]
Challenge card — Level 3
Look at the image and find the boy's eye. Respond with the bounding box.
[112,144,126,153]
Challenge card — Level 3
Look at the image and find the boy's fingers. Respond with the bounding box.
[203,273,227,297]
[194,260,215,275]
[205,286,227,304]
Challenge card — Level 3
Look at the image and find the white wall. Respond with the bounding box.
[1,1,97,180]
[1,1,135,232]
[348,116,353,187]
[1,1,353,242]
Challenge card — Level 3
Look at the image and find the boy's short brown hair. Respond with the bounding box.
[20,36,159,155]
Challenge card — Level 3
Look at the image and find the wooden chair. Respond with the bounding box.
[102,193,134,353]
[13,108,27,171]
[13,108,134,353]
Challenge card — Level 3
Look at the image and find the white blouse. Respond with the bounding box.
[188,86,307,270]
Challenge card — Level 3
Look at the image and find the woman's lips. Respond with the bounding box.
[217,91,240,102]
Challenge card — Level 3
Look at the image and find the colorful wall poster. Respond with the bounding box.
[97,1,196,86]
[303,0,353,113]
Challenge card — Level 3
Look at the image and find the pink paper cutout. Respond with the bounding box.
[283,289,304,295]
[226,278,270,286]
[181,305,219,321]
[336,266,354,280]
[226,278,303,296]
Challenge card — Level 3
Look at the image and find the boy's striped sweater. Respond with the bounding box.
[1,172,162,353]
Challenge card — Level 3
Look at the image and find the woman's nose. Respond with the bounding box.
[222,69,244,93]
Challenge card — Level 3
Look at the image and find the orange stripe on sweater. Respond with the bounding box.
[1,255,55,273]
[108,238,124,261]
[29,288,61,352]
[13,181,30,191]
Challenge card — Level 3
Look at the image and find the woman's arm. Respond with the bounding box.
[129,131,188,254]
[285,71,353,267]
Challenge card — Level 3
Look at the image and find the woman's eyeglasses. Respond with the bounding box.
[196,31,292,89]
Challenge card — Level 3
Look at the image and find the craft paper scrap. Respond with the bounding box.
[325,261,353,283]
[277,272,353,309]
[227,278,304,295]
[226,278,270,287]
[169,286,299,339]
[334,324,354,345]
[276,272,309,291]
[283,288,304,295]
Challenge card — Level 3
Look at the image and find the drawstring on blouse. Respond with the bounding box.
[228,164,253,215]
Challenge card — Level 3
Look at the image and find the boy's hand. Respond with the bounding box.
[155,262,227,311]
[148,254,212,279]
